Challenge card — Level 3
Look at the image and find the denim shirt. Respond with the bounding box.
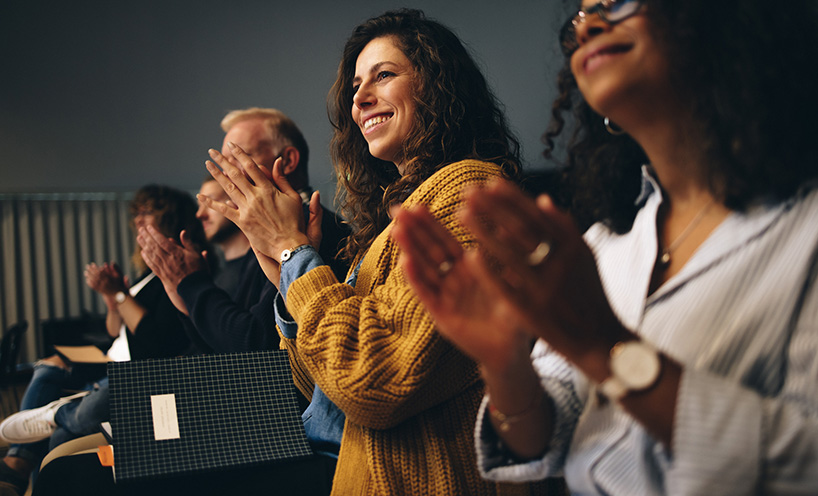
[275,246,361,459]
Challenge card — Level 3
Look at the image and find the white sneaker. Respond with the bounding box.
[0,390,90,444]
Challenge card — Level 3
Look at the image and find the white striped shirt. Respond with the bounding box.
[476,168,818,495]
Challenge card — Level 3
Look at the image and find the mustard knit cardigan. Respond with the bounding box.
[281,160,558,496]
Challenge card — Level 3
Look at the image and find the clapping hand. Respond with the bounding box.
[84,262,128,297]
[137,226,207,315]
[392,205,533,373]
[395,178,632,383]
[199,143,313,263]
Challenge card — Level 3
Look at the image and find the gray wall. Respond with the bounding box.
[1,0,571,201]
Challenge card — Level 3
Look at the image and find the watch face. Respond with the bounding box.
[611,341,661,391]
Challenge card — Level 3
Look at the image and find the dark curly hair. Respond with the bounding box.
[546,0,818,233]
[128,184,208,272]
[329,9,521,261]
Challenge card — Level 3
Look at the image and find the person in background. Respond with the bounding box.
[394,0,818,494]
[0,185,203,496]
[137,177,280,354]
[201,9,560,495]
[216,108,350,283]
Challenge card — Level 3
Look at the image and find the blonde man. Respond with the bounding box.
[218,108,349,281]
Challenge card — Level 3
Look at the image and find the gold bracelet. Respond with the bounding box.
[488,393,543,432]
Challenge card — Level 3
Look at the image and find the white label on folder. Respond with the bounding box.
[150,394,180,441]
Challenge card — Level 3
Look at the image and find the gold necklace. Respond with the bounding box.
[659,199,715,267]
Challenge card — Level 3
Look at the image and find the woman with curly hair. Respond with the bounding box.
[394,0,818,494]
[201,8,557,496]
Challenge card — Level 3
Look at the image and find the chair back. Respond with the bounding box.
[0,321,28,384]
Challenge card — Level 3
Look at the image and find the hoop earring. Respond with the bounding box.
[604,117,624,136]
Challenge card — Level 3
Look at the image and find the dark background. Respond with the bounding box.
[1,0,571,200]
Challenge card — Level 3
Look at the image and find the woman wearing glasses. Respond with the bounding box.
[394,0,818,493]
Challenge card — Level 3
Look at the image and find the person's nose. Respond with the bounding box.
[196,202,207,220]
[353,82,376,112]
[574,12,611,47]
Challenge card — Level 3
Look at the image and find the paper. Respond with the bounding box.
[100,421,113,442]
[54,345,112,363]
[150,394,181,441]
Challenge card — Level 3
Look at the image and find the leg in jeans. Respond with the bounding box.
[4,360,104,483]
[5,362,72,465]
[50,378,110,451]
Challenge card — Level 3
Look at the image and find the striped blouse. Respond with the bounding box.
[476,167,818,495]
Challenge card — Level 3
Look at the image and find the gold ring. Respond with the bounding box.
[438,260,454,276]
[527,241,551,266]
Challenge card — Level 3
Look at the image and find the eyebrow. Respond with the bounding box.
[352,61,398,86]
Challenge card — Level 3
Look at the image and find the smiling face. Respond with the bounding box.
[569,0,673,125]
[351,36,417,174]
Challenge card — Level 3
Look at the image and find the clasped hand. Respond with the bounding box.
[393,179,631,382]
[137,226,207,315]
[137,226,207,287]
[199,143,322,265]
[84,262,128,297]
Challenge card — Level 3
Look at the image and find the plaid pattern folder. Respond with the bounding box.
[108,350,313,481]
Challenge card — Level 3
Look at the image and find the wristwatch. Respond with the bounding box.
[280,244,311,263]
[598,340,661,401]
[114,291,127,304]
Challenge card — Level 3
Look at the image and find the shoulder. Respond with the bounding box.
[427,159,504,185]
[406,160,505,209]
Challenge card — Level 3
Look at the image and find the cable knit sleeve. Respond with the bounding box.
[284,160,503,430]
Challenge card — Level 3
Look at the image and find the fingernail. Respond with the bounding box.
[227,142,235,149]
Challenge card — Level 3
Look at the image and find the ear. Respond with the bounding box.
[280,146,300,177]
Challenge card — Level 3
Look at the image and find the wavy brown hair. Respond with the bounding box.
[546,0,818,233]
[329,9,521,261]
[128,184,207,272]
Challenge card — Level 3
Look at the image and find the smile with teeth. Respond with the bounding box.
[364,114,392,130]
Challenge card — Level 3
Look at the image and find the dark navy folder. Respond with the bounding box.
[108,350,312,481]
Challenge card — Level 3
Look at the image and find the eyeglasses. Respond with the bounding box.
[559,0,644,56]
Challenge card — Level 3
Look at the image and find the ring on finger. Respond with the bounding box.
[527,241,552,266]
[438,260,454,276]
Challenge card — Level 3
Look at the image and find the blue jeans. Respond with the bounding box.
[7,362,107,478]
[52,380,109,448]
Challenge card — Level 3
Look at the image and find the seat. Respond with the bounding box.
[0,321,28,417]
